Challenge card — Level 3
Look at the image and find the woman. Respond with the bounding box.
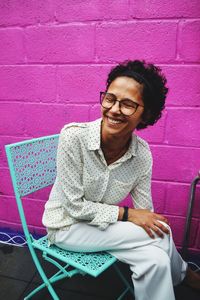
[42,60,200,300]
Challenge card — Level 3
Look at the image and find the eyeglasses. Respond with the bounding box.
[100,92,144,116]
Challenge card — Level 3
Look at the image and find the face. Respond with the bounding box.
[101,76,144,141]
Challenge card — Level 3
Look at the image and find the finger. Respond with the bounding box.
[153,220,170,235]
[143,225,155,239]
[154,214,169,225]
[151,225,164,238]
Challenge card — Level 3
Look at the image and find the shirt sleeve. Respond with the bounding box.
[56,127,119,230]
[130,157,154,212]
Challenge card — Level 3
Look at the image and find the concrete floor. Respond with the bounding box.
[0,242,200,300]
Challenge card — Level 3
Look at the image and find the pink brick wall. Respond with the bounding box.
[0,0,200,253]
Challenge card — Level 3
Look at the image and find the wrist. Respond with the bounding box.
[122,206,129,221]
[118,207,124,221]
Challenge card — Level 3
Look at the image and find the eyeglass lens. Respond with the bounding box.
[100,92,138,116]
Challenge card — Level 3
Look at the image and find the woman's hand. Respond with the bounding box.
[128,208,170,239]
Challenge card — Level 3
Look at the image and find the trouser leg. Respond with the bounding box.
[109,246,175,300]
[54,221,187,300]
[150,221,187,286]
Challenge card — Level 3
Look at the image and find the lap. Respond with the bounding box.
[55,220,170,252]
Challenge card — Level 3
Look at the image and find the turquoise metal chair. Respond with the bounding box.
[5,134,134,300]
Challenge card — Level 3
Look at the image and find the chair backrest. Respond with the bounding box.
[5,134,59,239]
[6,135,59,197]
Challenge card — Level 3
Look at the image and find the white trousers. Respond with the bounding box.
[54,221,187,300]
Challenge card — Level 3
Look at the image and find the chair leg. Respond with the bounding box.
[116,287,130,300]
[26,247,60,300]
[24,269,80,300]
[24,283,60,300]
[113,263,135,299]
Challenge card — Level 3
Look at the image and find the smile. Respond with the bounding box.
[107,117,124,125]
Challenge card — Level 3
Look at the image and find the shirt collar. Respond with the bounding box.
[87,118,137,157]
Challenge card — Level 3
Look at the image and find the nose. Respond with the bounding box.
[109,100,121,114]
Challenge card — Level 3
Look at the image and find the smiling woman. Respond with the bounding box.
[42,59,200,300]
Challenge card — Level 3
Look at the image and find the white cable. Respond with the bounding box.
[0,232,27,247]
[0,240,25,247]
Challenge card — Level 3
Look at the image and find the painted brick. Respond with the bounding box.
[162,65,200,107]
[0,195,45,228]
[0,221,46,236]
[0,136,30,168]
[0,0,54,26]
[151,181,166,213]
[55,0,129,22]
[0,0,199,253]
[0,66,56,102]
[57,65,111,103]
[25,25,95,63]
[26,185,53,201]
[151,145,200,183]
[118,182,166,212]
[0,102,24,135]
[167,216,198,247]
[166,109,200,147]
[96,22,177,62]
[0,168,14,196]
[165,183,190,217]
[30,226,46,236]
[130,0,200,18]
[0,196,7,221]
[0,222,23,237]
[0,28,24,64]
[23,198,44,227]
[23,103,90,136]
[0,195,20,223]
[118,194,133,208]
[179,20,200,62]
[165,183,200,218]
[90,104,101,121]
[136,111,166,144]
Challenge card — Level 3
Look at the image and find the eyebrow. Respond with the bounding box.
[106,92,138,103]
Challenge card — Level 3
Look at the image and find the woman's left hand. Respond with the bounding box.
[127,208,170,239]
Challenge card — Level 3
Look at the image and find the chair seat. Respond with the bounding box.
[32,236,117,277]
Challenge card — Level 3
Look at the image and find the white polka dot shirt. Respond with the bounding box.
[42,118,153,243]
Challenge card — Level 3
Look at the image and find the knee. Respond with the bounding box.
[156,221,172,253]
[158,220,172,233]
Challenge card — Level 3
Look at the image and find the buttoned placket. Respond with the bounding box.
[96,147,135,201]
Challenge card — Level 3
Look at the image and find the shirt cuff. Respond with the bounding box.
[89,205,119,230]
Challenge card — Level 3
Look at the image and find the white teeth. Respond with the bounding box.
[108,117,122,124]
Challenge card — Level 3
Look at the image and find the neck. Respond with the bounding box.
[101,133,131,161]
[100,135,131,165]
[101,131,131,151]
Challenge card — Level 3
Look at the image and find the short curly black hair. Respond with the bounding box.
[106,60,168,130]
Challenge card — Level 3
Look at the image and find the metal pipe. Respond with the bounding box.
[181,171,200,260]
